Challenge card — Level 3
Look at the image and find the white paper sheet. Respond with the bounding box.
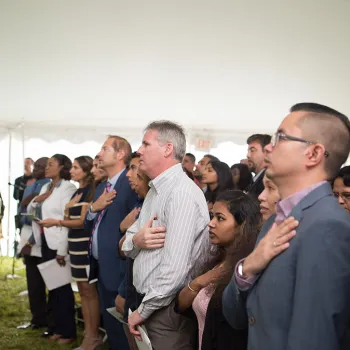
[106,307,128,325]
[128,309,152,350]
[37,257,72,291]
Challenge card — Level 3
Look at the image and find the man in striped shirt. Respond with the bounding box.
[123,120,210,349]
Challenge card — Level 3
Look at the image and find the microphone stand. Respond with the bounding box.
[5,182,22,280]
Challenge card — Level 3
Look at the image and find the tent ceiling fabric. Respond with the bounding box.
[0,0,349,144]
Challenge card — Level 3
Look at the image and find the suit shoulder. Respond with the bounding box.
[307,195,350,226]
[118,175,135,194]
[300,197,350,246]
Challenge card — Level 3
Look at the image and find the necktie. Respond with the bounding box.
[90,181,112,251]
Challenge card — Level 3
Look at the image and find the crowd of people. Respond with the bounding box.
[12,102,350,350]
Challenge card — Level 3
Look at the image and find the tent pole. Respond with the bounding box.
[22,126,25,164]
[6,130,12,256]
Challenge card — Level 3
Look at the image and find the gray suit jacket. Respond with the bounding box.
[223,183,350,350]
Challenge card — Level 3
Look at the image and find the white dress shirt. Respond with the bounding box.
[122,163,210,319]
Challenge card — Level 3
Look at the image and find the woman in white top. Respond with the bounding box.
[28,154,77,345]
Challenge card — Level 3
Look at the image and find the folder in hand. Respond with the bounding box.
[128,309,152,350]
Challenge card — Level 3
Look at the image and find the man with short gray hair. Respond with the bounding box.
[123,120,210,349]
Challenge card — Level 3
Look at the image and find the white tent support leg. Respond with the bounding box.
[6,129,12,256]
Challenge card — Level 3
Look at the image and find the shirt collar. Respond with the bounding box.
[150,163,183,194]
[48,179,63,191]
[275,181,327,221]
[253,168,265,182]
[108,168,125,188]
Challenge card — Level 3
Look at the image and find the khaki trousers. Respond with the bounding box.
[144,301,197,350]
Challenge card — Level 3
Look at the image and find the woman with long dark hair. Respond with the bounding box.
[176,190,262,349]
[28,154,77,344]
[202,161,234,207]
[40,156,102,349]
[231,163,253,191]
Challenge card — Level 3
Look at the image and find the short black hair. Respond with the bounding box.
[334,166,350,187]
[52,154,72,180]
[127,152,140,169]
[131,152,140,159]
[203,154,219,162]
[185,153,196,163]
[246,134,271,149]
[291,103,350,134]
[292,102,350,179]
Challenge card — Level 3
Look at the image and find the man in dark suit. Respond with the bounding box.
[223,103,350,350]
[13,157,34,202]
[245,134,271,197]
[86,136,138,350]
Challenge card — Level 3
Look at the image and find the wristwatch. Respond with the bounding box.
[237,261,244,277]
[90,203,95,213]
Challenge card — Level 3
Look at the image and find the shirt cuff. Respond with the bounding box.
[235,259,258,291]
[122,234,141,259]
[87,210,97,220]
[137,302,156,320]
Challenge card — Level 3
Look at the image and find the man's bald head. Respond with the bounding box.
[32,157,49,179]
[293,103,350,179]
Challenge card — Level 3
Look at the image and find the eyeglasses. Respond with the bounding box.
[271,132,330,158]
[334,192,350,201]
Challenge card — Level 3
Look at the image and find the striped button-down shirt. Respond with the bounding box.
[122,163,210,319]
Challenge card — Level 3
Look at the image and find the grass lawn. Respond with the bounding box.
[0,256,108,350]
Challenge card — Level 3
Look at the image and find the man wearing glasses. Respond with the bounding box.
[223,103,350,350]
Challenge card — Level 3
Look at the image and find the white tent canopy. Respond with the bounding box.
[1,0,350,143]
[0,0,350,255]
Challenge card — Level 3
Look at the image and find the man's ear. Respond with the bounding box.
[304,143,326,168]
[164,142,174,158]
[116,149,126,162]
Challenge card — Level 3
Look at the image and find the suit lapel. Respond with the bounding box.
[248,169,265,192]
[103,169,127,216]
[113,168,127,193]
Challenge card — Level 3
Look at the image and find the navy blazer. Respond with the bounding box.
[223,183,350,350]
[87,170,138,291]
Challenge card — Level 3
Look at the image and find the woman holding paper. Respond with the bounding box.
[41,156,102,350]
[28,154,77,345]
[176,190,261,350]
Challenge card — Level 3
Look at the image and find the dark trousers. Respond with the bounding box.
[24,255,49,327]
[98,277,129,350]
[41,234,76,339]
